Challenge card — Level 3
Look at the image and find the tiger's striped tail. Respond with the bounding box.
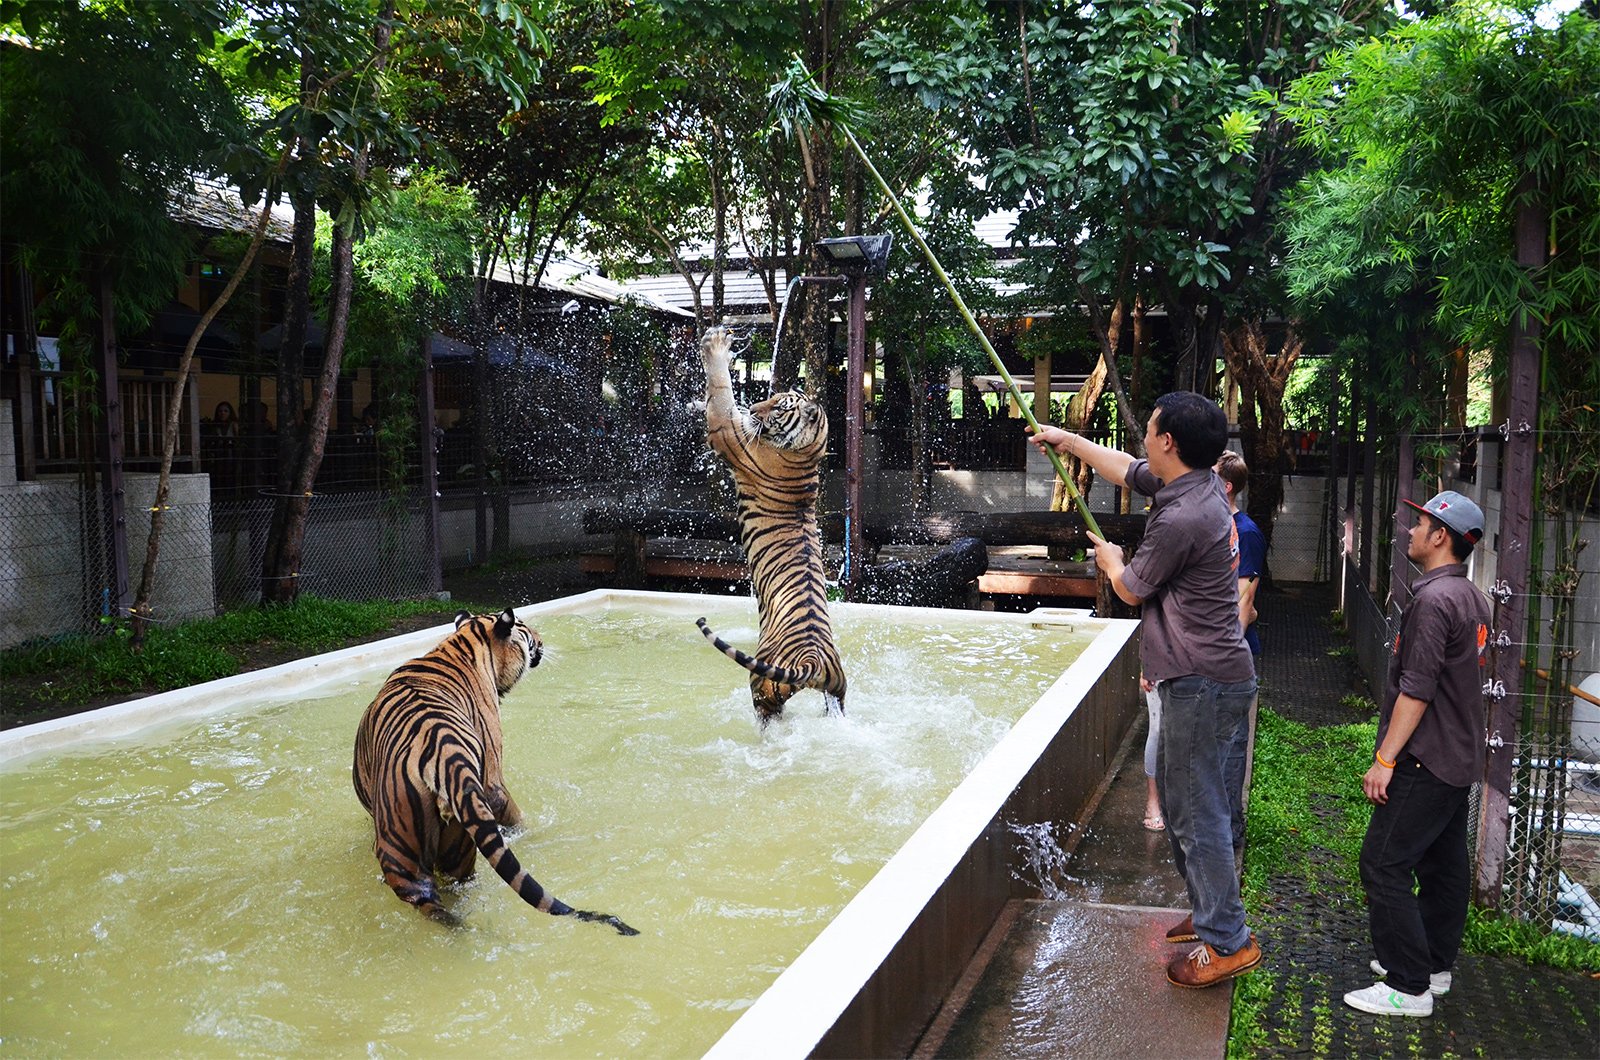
[452,781,640,936]
[696,617,828,690]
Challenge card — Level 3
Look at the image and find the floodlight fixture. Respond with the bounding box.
[816,234,892,275]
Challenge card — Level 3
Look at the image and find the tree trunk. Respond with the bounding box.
[710,132,727,323]
[1052,351,1109,512]
[260,175,316,603]
[908,322,931,512]
[1083,296,1145,454]
[1220,320,1301,551]
[132,163,282,646]
[261,5,396,603]
[797,0,839,395]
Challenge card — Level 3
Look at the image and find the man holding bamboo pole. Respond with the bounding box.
[1030,392,1261,989]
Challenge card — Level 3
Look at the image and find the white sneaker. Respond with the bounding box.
[1343,981,1434,1017]
[1369,959,1452,995]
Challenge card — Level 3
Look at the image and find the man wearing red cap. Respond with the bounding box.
[1344,490,1491,1017]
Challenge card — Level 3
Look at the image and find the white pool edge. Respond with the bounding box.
[0,589,619,766]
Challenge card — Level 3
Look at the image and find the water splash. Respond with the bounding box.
[1007,819,1077,900]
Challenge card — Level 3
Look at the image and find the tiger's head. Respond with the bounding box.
[750,390,827,453]
[454,608,542,695]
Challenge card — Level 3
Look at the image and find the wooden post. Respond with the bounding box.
[186,368,202,471]
[844,272,867,598]
[1358,371,1377,588]
[613,527,646,588]
[9,263,39,479]
[1322,359,1339,583]
[1032,349,1051,426]
[94,270,131,620]
[419,335,443,595]
[1389,429,1415,611]
[1340,370,1361,612]
[1475,177,1544,909]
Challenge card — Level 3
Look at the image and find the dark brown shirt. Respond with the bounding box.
[1379,563,1492,788]
[1122,460,1255,684]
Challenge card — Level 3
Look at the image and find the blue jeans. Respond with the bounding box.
[1156,673,1257,954]
[1358,755,1471,997]
[1222,687,1259,851]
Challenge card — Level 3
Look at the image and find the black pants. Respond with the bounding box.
[1358,755,1471,997]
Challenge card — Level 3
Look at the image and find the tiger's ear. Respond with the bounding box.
[454,611,473,629]
[494,608,517,639]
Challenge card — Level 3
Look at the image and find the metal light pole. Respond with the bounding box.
[844,269,867,598]
[815,236,892,600]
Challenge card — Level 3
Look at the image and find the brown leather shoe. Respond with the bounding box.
[1167,936,1262,988]
[1165,913,1198,943]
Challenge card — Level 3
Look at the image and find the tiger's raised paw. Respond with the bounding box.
[701,326,733,369]
[570,908,641,936]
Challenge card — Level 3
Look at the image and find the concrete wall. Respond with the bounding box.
[858,442,1123,518]
[0,401,15,489]
[0,463,215,648]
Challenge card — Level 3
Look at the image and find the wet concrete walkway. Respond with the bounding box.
[915,727,1232,1059]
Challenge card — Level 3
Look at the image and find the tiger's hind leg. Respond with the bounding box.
[822,692,845,717]
[438,821,477,883]
[751,676,794,727]
[380,860,461,926]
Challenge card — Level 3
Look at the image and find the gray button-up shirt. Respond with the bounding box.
[1380,563,1492,788]
[1121,460,1255,684]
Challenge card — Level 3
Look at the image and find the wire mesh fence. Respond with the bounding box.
[0,478,116,647]
[211,492,434,610]
[0,479,435,650]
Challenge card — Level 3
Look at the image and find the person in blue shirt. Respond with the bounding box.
[1215,450,1265,852]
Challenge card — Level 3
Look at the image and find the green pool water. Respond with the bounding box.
[0,601,1093,1056]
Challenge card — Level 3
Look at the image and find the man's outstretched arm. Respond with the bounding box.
[1028,424,1137,489]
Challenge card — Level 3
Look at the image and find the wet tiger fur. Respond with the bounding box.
[697,326,847,725]
[352,608,637,934]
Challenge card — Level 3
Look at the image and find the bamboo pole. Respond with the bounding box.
[838,123,1103,539]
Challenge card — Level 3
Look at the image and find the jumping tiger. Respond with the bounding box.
[352,608,637,934]
[697,326,847,725]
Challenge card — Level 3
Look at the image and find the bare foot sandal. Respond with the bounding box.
[1143,814,1166,831]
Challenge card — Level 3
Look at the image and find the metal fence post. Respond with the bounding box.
[1475,175,1545,909]
[420,334,443,595]
[94,269,130,621]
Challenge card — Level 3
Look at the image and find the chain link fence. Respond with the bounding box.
[1,478,116,647]
[1,478,433,650]
[212,492,433,610]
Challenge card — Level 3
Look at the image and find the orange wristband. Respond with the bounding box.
[1375,750,1396,769]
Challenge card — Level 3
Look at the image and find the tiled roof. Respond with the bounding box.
[171,177,296,243]
[483,256,695,317]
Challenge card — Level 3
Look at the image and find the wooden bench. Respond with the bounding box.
[579,506,778,587]
[866,511,1147,611]
[581,505,1144,612]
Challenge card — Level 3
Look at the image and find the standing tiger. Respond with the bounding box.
[352,608,637,935]
[697,326,847,725]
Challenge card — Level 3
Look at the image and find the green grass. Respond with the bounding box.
[1226,707,1600,1057]
[1463,908,1600,973]
[0,595,462,705]
[1338,693,1378,715]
